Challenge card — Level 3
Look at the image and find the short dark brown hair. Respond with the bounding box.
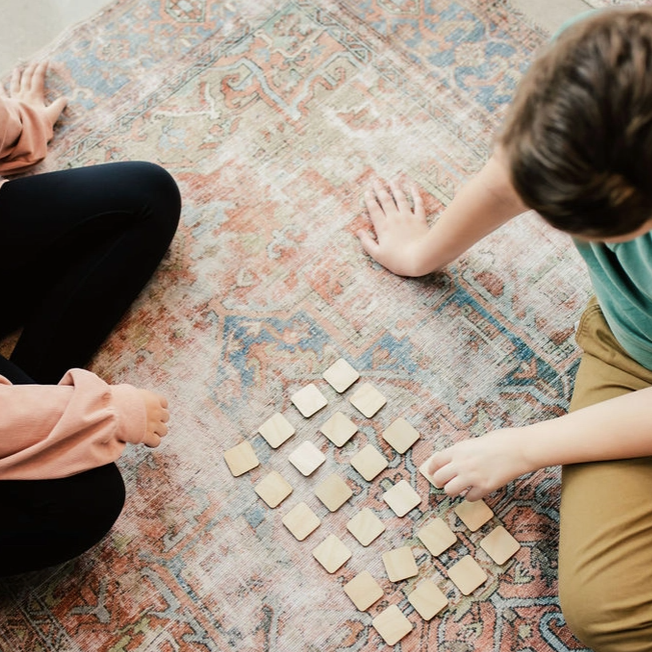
[499,8,652,238]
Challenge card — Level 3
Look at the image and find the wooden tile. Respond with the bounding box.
[408,579,448,620]
[382,417,420,454]
[372,604,412,645]
[223,440,259,477]
[282,502,321,541]
[383,479,422,517]
[418,454,438,486]
[291,383,328,418]
[312,534,351,573]
[288,441,326,476]
[254,471,292,508]
[349,382,386,418]
[454,499,494,532]
[382,546,418,582]
[319,411,358,447]
[350,444,388,481]
[346,508,386,546]
[323,358,360,393]
[447,555,487,595]
[343,570,384,611]
[479,526,520,565]
[257,413,295,449]
[314,473,353,512]
[417,518,457,556]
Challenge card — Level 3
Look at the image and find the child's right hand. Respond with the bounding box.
[356,180,431,277]
[136,388,169,448]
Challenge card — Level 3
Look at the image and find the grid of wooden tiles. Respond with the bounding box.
[224,358,522,643]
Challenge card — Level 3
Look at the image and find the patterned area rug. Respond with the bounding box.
[0,1,606,650]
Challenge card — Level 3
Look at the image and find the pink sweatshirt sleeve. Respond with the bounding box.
[0,368,147,480]
[0,96,53,174]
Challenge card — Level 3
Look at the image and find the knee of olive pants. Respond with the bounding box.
[559,298,652,652]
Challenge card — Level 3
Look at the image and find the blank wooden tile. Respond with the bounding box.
[291,383,328,417]
[383,479,422,517]
[479,526,520,564]
[343,570,383,611]
[349,383,386,418]
[288,441,326,476]
[382,417,420,454]
[312,534,351,573]
[372,604,412,645]
[346,508,386,546]
[224,440,259,477]
[282,502,321,541]
[323,358,360,393]
[350,444,388,481]
[314,473,353,512]
[408,579,448,620]
[254,471,292,508]
[382,546,418,582]
[418,455,438,486]
[258,413,295,449]
[417,518,457,556]
[320,411,358,447]
[447,555,487,595]
[454,499,494,532]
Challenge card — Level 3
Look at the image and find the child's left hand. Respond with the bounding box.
[426,428,531,501]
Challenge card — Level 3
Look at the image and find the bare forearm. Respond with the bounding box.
[522,387,652,470]
[411,154,528,274]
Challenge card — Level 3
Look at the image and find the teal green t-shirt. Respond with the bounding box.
[575,236,652,370]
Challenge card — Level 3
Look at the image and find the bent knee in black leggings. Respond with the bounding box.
[0,463,126,576]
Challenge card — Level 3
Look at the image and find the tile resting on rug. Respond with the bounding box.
[223,440,260,477]
[372,604,413,646]
[322,357,360,393]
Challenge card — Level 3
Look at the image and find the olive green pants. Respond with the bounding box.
[559,298,652,651]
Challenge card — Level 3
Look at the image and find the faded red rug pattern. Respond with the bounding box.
[0,1,598,650]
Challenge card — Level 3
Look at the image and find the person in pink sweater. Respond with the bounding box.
[0,61,180,575]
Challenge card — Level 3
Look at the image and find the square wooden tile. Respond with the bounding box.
[312,534,351,573]
[349,383,386,418]
[319,411,358,447]
[282,502,321,541]
[346,508,386,546]
[447,555,487,595]
[323,358,360,393]
[372,604,412,645]
[418,454,438,486]
[382,546,418,582]
[417,518,457,556]
[343,570,384,611]
[479,526,520,564]
[254,471,293,508]
[350,444,388,481]
[454,499,494,532]
[288,441,326,476]
[224,440,259,477]
[383,479,422,517]
[382,417,420,454]
[408,579,448,620]
[257,413,295,449]
[291,383,328,417]
[314,473,353,512]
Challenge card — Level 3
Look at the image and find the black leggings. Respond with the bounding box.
[0,162,180,576]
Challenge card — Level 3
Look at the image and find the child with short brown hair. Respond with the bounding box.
[357,8,652,651]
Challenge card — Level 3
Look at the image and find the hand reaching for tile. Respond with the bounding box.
[426,429,530,501]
